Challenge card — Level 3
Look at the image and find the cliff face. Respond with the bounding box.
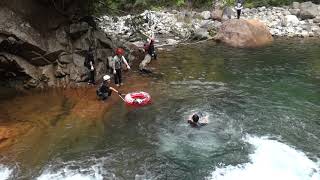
[0,0,137,89]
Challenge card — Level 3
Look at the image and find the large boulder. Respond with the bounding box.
[214,19,273,48]
[299,1,319,20]
[222,7,235,21]
[211,9,223,21]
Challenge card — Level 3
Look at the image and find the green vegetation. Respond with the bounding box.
[84,0,319,15]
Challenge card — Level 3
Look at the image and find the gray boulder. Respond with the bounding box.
[222,7,235,21]
[292,2,300,9]
[69,22,90,39]
[289,9,300,16]
[211,9,223,21]
[299,1,319,20]
[314,16,320,23]
[201,11,211,20]
[192,28,210,40]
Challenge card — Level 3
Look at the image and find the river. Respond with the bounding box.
[0,39,320,180]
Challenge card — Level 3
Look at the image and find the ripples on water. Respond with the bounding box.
[1,39,320,179]
[2,136,319,180]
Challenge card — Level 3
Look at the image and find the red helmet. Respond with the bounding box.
[115,48,124,55]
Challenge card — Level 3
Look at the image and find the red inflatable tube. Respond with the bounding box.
[124,92,151,107]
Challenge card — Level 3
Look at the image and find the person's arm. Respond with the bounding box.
[109,87,119,94]
[199,116,209,126]
[112,57,116,74]
[90,61,94,70]
[122,56,130,69]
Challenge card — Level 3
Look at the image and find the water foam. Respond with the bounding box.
[208,136,320,180]
[37,162,109,180]
[0,165,12,180]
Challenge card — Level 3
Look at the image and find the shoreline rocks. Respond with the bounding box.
[98,1,320,45]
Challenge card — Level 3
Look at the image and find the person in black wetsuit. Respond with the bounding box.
[96,75,120,101]
[147,39,157,60]
[187,113,208,127]
[84,47,95,84]
[235,0,244,19]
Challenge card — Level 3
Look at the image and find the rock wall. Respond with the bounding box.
[0,3,142,89]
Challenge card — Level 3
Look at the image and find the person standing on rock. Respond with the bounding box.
[112,48,130,86]
[235,0,244,19]
[84,47,95,85]
[139,38,156,73]
[148,38,157,60]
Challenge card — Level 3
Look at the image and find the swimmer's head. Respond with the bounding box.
[192,114,199,122]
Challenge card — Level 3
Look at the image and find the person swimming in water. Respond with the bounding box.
[187,112,209,127]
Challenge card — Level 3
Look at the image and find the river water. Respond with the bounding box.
[0,39,320,180]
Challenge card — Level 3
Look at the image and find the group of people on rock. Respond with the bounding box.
[84,37,157,102]
[83,0,245,127]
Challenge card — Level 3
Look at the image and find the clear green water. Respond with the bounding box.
[0,39,320,180]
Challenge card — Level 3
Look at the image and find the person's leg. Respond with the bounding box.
[153,52,157,60]
[117,69,122,85]
[101,93,108,100]
[114,72,119,85]
[87,68,91,83]
[91,70,95,84]
[97,91,104,100]
[237,10,241,19]
[107,89,112,96]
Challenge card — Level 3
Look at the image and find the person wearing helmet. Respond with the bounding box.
[112,48,130,86]
[187,112,209,127]
[84,47,95,84]
[96,75,120,101]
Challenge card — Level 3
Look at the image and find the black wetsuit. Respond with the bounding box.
[85,50,95,84]
[187,112,207,128]
[148,41,157,60]
[96,82,112,100]
[236,0,244,19]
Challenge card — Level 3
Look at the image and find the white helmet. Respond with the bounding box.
[103,75,111,81]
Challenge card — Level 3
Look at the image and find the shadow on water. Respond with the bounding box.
[0,38,320,179]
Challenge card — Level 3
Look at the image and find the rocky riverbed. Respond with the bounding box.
[99,1,320,45]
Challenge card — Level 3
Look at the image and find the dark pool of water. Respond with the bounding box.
[1,39,320,180]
